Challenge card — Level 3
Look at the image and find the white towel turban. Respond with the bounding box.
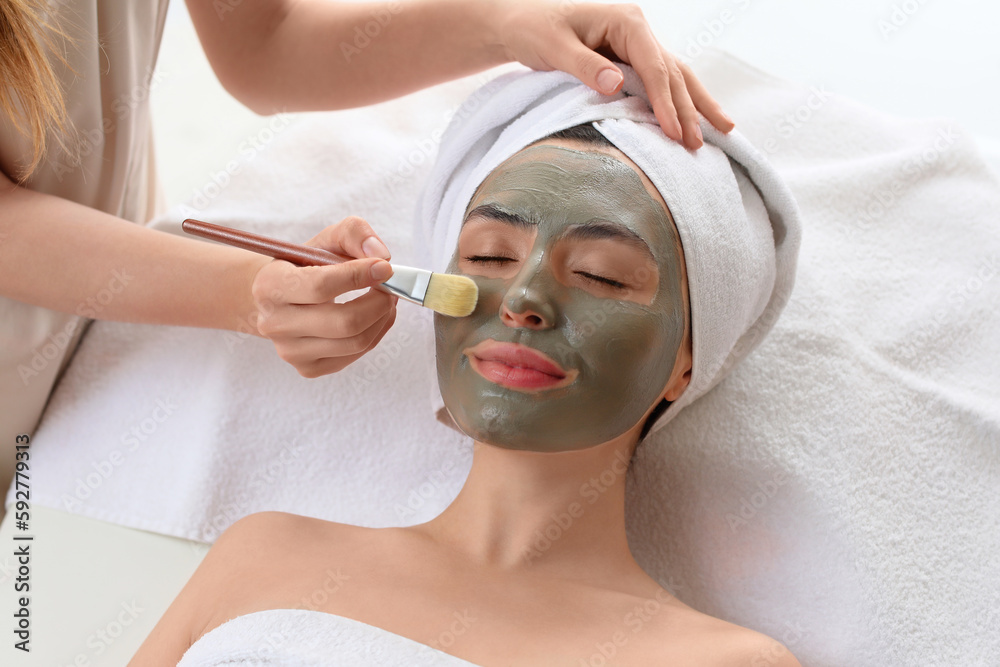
[415,63,802,435]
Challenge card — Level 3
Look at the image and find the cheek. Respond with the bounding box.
[450,274,509,328]
[469,275,508,313]
[434,276,506,361]
[562,299,682,396]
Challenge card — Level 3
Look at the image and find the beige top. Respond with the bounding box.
[0,1,170,459]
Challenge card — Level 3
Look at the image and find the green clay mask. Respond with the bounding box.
[434,143,686,452]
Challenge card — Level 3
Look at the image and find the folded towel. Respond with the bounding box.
[11,49,999,666]
[177,609,477,666]
[414,63,802,435]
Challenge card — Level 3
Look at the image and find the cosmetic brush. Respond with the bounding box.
[181,219,478,317]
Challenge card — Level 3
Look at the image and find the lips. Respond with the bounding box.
[463,340,578,391]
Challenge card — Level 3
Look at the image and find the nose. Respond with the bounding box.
[499,262,558,330]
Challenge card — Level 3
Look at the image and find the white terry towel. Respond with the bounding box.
[10,49,1000,666]
[176,609,477,666]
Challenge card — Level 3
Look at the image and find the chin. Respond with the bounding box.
[445,400,627,453]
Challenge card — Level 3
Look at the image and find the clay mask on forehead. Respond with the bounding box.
[434,143,687,452]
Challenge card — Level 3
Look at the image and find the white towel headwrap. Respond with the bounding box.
[415,64,802,435]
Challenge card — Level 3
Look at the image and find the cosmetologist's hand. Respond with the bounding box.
[250,217,398,378]
[492,1,734,150]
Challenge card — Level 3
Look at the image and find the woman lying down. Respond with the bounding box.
[131,64,803,666]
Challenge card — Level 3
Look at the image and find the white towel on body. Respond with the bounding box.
[10,49,999,666]
[176,609,477,666]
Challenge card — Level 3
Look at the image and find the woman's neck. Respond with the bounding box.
[409,430,646,584]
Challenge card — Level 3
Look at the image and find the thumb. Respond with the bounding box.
[307,258,394,303]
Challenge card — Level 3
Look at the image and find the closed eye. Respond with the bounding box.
[576,271,626,290]
[463,255,516,266]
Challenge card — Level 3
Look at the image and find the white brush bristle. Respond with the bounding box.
[423,273,478,317]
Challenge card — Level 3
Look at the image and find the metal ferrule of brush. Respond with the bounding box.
[377,265,430,306]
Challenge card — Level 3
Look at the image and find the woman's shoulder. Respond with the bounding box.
[207,511,374,573]
[218,510,317,539]
[217,511,364,548]
[196,512,366,598]
[184,512,370,631]
[712,623,802,667]
[131,511,351,663]
[188,512,323,603]
[222,509,337,534]
[658,607,803,667]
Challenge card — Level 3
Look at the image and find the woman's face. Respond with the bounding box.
[434,139,689,452]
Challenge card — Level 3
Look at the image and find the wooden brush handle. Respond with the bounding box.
[181,218,355,267]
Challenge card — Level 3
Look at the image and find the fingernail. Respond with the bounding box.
[671,118,683,142]
[694,124,704,143]
[371,261,392,282]
[723,112,735,126]
[597,68,623,95]
[362,236,390,259]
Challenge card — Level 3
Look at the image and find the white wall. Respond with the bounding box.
[151,0,1000,208]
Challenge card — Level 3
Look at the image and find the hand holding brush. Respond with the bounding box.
[182,219,478,318]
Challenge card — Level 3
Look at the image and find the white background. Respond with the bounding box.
[150,0,1000,208]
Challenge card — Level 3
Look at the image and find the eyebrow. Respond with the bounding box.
[463,204,654,256]
[564,220,654,257]
[463,203,537,229]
